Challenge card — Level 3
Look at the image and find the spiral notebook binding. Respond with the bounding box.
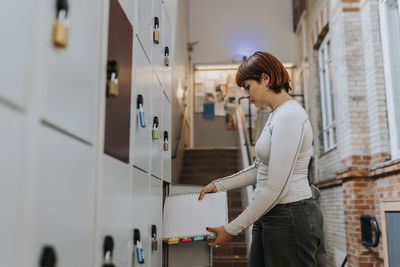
[167,191,225,199]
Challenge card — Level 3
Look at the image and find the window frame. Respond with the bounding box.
[318,34,336,152]
[379,0,400,160]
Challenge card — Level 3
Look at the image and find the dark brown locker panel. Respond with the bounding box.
[104,0,133,163]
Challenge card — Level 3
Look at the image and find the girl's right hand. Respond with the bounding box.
[198,183,218,200]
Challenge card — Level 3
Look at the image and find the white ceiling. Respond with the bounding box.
[188,0,297,65]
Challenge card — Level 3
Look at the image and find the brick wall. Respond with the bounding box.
[359,0,391,161]
[319,185,347,267]
[338,157,400,266]
[296,0,398,266]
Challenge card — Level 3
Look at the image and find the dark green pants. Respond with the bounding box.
[248,196,325,267]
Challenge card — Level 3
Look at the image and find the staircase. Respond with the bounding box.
[178,148,248,267]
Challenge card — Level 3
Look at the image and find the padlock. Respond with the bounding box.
[163,131,169,151]
[53,0,69,47]
[137,95,146,128]
[134,229,145,264]
[107,73,119,97]
[152,117,159,140]
[164,46,170,67]
[106,61,119,97]
[153,17,160,44]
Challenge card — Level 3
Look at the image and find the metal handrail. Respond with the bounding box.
[238,96,255,147]
[172,106,189,159]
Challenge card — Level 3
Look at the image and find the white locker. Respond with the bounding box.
[118,0,134,25]
[98,154,132,267]
[162,93,172,183]
[132,167,150,267]
[34,0,103,144]
[152,0,164,83]
[149,176,163,267]
[162,6,172,100]
[0,106,25,267]
[33,124,96,267]
[137,0,153,58]
[0,1,36,109]
[150,73,163,179]
[132,40,152,172]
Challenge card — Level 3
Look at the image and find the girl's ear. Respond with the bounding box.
[261,73,270,83]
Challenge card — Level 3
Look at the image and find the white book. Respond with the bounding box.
[162,191,228,239]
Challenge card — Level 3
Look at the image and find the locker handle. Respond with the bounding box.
[164,46,169,56]
[137,95,144,109]
[164,131,168,141]
[107,60,119,79]
[56,0,69,16]
[103,235,114,260]
[153,116,159,128]
[151,224,158,251]
[154,17,159,28]
[40,246,57,267]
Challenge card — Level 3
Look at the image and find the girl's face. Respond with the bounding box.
[242,75,269,107]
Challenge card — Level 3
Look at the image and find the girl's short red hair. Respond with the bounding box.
[236,51,292,93]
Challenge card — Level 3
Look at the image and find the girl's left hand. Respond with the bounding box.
[206,226,234,247]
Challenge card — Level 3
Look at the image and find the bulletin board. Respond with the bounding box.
[193,67,240,115]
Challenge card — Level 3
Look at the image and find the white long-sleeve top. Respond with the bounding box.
[212,100,313,236]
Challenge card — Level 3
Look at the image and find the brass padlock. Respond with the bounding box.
[106,61,119,97]
[164,46,170,66]
[53,10,68,47]
[153,17,160,44]
[163,141,168,151]
[107,78,119,97]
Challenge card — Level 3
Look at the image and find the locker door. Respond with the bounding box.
[162,6,172,100]
[132,41,152,172]
[0,106,25,267]
[150,73,163,179]
[98,154,132,267]
[149,176,162,267]
[0,1,36,108]
[132,168,150,267]
[34,0,104,144]
[118,0,134,25]
[104,0,133,164]
[152,0,163,83]
[33,124,96,267]
[137,0,152,58]
[162,94,172,183]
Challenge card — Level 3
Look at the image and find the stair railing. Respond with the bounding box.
[236,105,256,254]
[172,105,190,159]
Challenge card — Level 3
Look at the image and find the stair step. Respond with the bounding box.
[214,255,248,261]
[228,200,243,208]
[231,233,245,242]
[213,243,247,256]
[213,261,248,267]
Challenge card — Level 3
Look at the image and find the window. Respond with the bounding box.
[318,36,336,152]
[379,0,400,159]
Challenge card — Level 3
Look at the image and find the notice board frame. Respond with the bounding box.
[380,199,400,267]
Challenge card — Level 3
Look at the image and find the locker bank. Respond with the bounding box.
[1,0,173,266]
[4,0,400,266]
